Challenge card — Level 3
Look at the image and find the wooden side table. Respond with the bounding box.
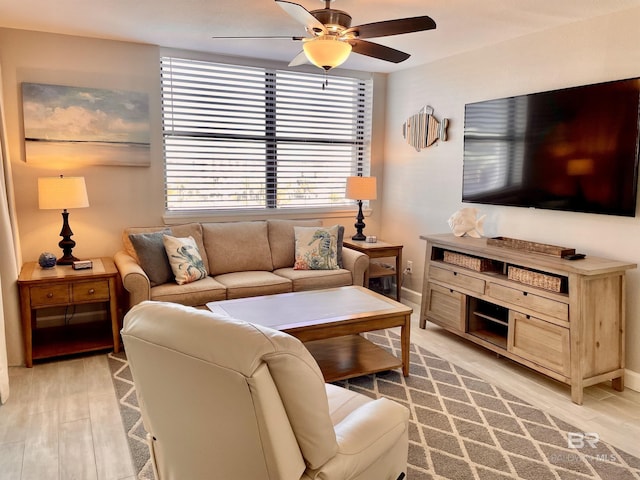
[343,240,403,301]
[18,257,121,367]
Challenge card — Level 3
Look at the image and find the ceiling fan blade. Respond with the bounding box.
[275,0,327,34]
[211,35,305,40]
[288,50,309,67]
[350,16,436,39]
[350,39,410,63]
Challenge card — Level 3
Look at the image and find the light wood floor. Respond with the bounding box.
[0,354,135,480]
[1,300,639,479]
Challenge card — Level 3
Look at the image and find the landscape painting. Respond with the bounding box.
[22,83,150,166]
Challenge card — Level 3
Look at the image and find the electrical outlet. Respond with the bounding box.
[406,261,413,274]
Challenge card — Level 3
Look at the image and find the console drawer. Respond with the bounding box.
[508,311,570,377]
[425,283,465,332]
[430,265,485,294]
[488,283,568,321]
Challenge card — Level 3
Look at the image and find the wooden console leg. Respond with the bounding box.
[571,384,584,405]
[612,376,625,392]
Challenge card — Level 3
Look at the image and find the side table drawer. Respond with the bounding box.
[72,280,110,302]
[30,284,70,307]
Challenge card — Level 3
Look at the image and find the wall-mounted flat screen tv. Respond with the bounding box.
[462,77,640,217]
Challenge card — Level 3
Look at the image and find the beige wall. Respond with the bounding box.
[0,27,385,365]
[382,7,640,386]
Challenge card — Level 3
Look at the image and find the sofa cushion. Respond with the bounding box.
[214,271,292,299]
[273,268,352,291]
[129,230,173,287]
[267,219,322,269]
[203,221,273,275]
[163,235,208,285]
[150,277,227,306]
[294,225,341,270]
[123,223,210,275]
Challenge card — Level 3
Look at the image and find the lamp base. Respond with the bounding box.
[57,210,80,265]
[352,199,367,241]
[57,254,80,266]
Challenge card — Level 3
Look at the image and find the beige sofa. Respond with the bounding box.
[114,219,369,309]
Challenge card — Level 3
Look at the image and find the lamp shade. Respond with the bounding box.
[38,176,89,210]
[303,37,352,71]
[345,176,377,201]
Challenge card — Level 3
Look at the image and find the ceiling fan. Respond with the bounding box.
[213,0,436,71]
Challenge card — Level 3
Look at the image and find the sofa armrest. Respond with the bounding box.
[307,397,409,478]
[114,250,151,309]
[341,247,369,287]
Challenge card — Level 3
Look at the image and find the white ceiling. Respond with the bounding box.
[1,0,640,73]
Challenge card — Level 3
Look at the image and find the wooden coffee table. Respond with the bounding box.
[206,286,412,382]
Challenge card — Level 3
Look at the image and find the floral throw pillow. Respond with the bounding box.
[294,225,341,270]
[162,235,208,285]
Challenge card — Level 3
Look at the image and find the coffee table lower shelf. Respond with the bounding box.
[304,334,402,382]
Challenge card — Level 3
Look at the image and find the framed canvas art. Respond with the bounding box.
[22,83,150,166]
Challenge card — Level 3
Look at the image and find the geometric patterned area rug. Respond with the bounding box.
[108,329,640,480]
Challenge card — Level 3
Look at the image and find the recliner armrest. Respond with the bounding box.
[114,250,151,309]
[308,397,409,478]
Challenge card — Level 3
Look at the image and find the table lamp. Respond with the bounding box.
[38,175,89,265]
[345,176,377,241]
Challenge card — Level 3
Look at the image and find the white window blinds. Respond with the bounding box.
[161,57,373,212]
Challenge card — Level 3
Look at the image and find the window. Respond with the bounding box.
[161,57,373,212]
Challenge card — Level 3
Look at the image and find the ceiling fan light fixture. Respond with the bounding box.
[303,36,352,71]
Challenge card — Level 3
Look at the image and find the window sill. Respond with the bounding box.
[162,207,372,225]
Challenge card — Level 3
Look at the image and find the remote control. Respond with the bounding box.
[563,253,586,260]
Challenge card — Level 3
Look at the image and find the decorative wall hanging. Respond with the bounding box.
[448,207,485,238]
[22,83,150,166]
[402,105,449,152]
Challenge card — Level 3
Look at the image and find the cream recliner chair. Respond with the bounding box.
[121,301,409,480]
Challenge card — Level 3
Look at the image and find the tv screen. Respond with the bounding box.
[462,78,640,217]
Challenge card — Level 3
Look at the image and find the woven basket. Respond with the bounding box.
[507,266,562,292]
[443,251,493,272]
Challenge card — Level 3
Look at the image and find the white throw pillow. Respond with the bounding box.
[163,234,207,285]
[293,225,340,270]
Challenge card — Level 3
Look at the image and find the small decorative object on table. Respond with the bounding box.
[38,252,57,269]
[448,207,485,238]
[487,236,575,257]
[72,260,93,270]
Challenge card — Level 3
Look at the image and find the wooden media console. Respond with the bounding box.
[420,233,636,404]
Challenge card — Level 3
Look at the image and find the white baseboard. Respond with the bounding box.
[625,368,640,393]
[400,287,422,306]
